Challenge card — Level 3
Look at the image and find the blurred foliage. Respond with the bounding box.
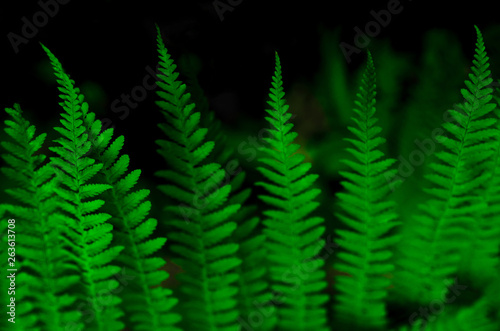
[395,29,467,224]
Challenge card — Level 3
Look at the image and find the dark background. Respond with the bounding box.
[1,0,499,179]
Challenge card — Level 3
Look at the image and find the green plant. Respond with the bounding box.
[256,52,328,330]
[333,51,400,331]
[1,25,499,331]
[43,44,125,331]
[391,26,499,306]
[153,25,243,331]
[1,104,74,330]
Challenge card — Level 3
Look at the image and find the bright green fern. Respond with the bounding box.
[154,25,242,331]
[332,51,400,331]
[256,52,328,331]
[179,51,274,330]
[69,65,182,330]
[460,77,500,285]
[1,21,500,331]
[0,104,78,331]
[392,26,498,306]
[42,44,125,331]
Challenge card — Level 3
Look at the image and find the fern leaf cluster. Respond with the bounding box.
[1,104,77,330]
[2,22,500,331]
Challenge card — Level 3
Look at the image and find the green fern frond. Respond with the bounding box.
[0,104,81,331]
[460,78,500,285]
[332,51,400,330]
[41,44,125,331]
[392,26,498,305]
[77,82,181,331]
[179,52,274,330]
[154,25,242,331]
[256,52,328,331]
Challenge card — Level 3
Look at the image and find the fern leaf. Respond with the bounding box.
[392,26,498,305]
[256,52,328,331]
[41,44,124,331]
[178,46,274,330]
[459,77,500,285]
[332,51,400,330]
[154,25,241,331]
[76,93,181,331]
[1,104,81,330]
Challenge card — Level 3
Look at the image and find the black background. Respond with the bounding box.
[1,0,499,179]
